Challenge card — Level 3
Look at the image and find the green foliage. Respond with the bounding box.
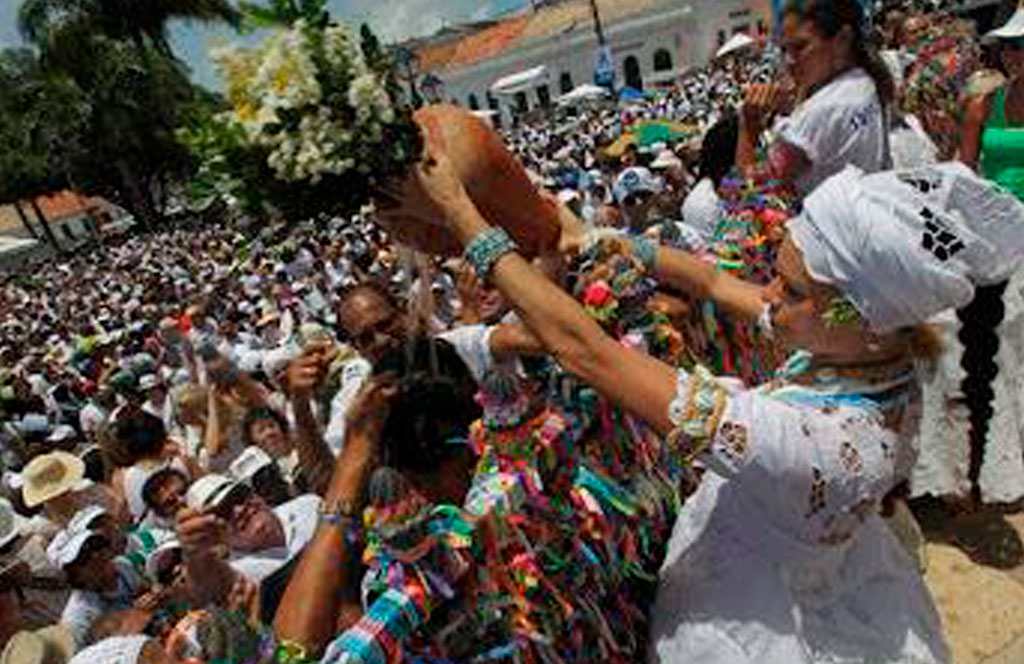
[19,0,240,59]
[238,0,328,30]
[5,0,240,228]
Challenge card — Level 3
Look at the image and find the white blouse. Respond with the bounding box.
[775,68,888,196]
[651,364,949,664]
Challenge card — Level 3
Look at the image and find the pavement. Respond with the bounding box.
[924,512,1024,664]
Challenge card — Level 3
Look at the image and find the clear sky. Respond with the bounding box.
[0,0,528,90]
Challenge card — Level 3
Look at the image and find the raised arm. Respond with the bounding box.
[284,347,337,495]
[646,244,765,322]
[392,158,678,435]
[272,379,393,655]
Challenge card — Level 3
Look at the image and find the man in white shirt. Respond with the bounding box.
[326,283,542,453]
[181,474,319,586]
[47,526,145,648]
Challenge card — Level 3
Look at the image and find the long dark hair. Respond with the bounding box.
[957,281,1009,502]
[376,337,481,476]
[698,112,740,185]
[784,0,895,106]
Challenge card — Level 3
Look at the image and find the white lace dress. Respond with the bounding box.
[650,363,950,664]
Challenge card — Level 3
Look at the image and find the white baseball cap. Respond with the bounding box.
[144,539,183,585]
[66,505,108,535]
[229,447,274,484]
[987,3,1024,40]
[185,474,239,512]
[45,426,76,445]
[45,528,103,569]
[137,374,159,391]
[124,462,188,519]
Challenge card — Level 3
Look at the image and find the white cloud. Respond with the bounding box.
[332,0,513,42]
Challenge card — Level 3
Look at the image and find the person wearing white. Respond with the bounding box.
[184,474,320,584]
[48,527,145,648]
[737,0,891,199]
[680,178,720,245]
[399,150,1024,664]
[772,68,887,196]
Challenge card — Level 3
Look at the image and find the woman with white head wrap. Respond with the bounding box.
[390,154,1024,663]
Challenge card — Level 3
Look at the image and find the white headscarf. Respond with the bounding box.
[68,636,150,664]
[789,163,1024,332]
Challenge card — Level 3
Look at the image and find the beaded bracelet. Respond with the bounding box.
[464,227,517,279]
[632,236,657,271]
[276,639,316,664]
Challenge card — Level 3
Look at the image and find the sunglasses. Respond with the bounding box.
[210,484,253,522]
[623,191,654,207]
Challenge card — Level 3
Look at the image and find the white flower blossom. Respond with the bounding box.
[209,19,410,186]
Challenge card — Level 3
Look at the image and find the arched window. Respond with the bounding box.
[560,72,573,94]
[653,48,673,72]
[468,94,480,110]
[536,84,551,108]
[514,91,528,113]
[623,55,643,90]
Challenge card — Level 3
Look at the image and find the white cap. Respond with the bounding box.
[650,149,683,170]
[46,426,76,445]
[144,539,182,584]
[19,415,50,436]
[66,505,108,536]
[185,474,238,512]
[137,374,159,391]
[986,4,1024,39]
[229,447,274,484]
[612,167,661,204]
[123,462,187,519]
[45,528,102,569]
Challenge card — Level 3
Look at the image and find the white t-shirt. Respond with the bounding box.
[323,357,374,456]
[681,177,721,245]
[78,403,108,438]
[775,68,887,196]
[230,494,321,583]
[61,557,145,648]
[437,325,497,384]
[323,327,500,455]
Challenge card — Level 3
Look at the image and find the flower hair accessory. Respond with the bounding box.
[822,295,863,327]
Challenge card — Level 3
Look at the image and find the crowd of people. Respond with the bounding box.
[3,0,1024,663]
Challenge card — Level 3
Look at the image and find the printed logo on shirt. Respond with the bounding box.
[920,207,965,262]
[848,103,880,132]
[897,172,942,196]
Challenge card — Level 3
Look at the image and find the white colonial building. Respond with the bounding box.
[407,0,771,125]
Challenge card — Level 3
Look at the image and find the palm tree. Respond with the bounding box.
[18,0,240,60]
[237,0,327,30]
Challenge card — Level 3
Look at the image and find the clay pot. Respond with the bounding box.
[375,104,561,257]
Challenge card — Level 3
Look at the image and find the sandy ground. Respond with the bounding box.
[924,512,1024,664]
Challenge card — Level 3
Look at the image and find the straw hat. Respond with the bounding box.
[20,452,89,509]
[0,626,75,664]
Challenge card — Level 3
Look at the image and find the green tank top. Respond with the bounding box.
[981,87,1024,200]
